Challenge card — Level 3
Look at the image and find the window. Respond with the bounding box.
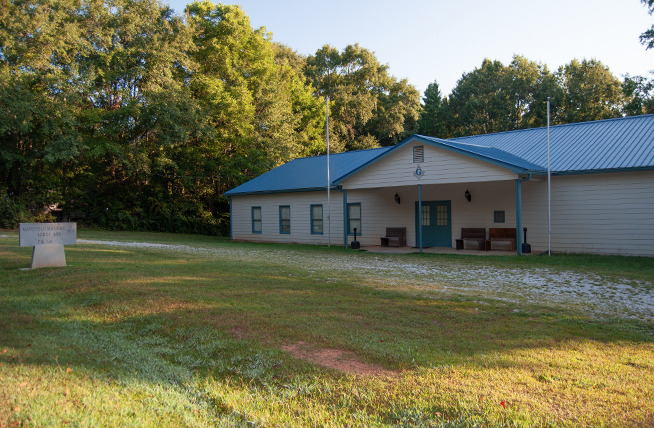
[310,205,323,234]
[251,207,262,233]
[437,204,448,226]
[494,210,505,223]
[421,205,430,226]
[279,206,290,234]
[348,203,361,235]
[413,146,424,163]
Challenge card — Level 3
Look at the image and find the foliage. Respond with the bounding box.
[305,44,420,151]
[0,198,31,228]
[0,0,326,234]
[557,58,624,123]
[431,56,627,139]
[623,73,654,116]
[417,80,448,138]
[640,0,654,49]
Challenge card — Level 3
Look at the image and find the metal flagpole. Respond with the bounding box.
[547,98,551,256]
[326,96,330,247]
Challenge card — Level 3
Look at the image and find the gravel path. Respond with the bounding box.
[75,239,654,322]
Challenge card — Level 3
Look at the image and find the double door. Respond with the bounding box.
[415,201,451,247]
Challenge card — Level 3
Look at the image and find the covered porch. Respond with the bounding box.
[337,177,540,255]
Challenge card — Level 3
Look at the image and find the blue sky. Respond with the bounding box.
[164,0,653,98]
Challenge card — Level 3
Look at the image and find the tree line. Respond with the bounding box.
[1,0,652,233]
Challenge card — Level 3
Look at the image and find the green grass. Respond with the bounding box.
[1,230,653,427]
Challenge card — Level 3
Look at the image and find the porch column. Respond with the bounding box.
[228,197,233,241]
[515,179,522,255]
[515,175,531,256]
[418,184,422,253]
[342,189,348,249]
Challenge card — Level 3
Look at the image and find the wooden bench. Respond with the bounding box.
[455,228,486,251]
[380,227,406,247]
[486,228,517,252]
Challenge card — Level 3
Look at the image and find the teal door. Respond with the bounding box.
[415,201,452,247]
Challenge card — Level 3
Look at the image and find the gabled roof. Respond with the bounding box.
[224,146,392,196]
[224,114,654,196]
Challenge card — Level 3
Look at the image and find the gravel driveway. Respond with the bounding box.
[76,239,654,322]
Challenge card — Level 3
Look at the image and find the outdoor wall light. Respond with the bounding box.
[465,189,471,202]
[394,193,401,204]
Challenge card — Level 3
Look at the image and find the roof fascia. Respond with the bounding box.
[551,166,654,176]
[224,186,335,197]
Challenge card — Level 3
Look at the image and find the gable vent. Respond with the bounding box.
[413,146,424,163]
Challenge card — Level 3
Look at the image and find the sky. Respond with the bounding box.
[164,0,653,97]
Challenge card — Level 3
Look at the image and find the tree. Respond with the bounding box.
[417,81,448,138]
[186,1,324,192]
[305,44,420,151]
[557,58,623,123]
[623,73,654,115]
[640,0,654,49]
[446,58,514,137]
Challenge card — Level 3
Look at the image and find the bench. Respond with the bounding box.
[380,227,406,247]
[455,228,486,251]
[486,228,517,252]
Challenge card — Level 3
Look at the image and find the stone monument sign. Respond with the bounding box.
[19,223,77,269]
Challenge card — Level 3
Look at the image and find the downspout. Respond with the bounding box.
[515,174,531,255]
[337,187,348,249]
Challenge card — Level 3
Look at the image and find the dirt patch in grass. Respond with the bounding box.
[228,327,248,340]
[281,342,392,376]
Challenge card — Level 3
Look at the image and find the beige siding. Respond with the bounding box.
[341,140,517,190]
[231,192,346,245]
[231,181,518,250]
[522,171,654,256]
[230,170,654,256]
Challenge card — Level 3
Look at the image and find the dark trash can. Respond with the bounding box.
[351,227,360,249]
[522,227,531,254]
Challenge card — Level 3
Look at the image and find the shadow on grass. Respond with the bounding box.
[2,245,652,372]
[2,249,654,427]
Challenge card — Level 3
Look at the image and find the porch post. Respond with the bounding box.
[515,179,522,255]
[342,189,348,249]
[228,197,233,241]
[418,184,422,253]
[515,175,532,256]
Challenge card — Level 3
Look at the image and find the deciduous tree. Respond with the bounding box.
[557,58,623,123]
[306,44,419,151]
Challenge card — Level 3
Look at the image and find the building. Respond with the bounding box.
[224,114,654,256]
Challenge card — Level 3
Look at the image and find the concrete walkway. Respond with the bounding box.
[362,245,517,256]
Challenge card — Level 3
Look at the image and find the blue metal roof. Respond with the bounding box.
[447,114,654,173]
[225,114,654,196]
[224,146,393,196]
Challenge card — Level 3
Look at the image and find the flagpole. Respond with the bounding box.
[547,98,551,256]
[326,96,330,247]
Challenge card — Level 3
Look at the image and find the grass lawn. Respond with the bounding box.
[1,230,653,427]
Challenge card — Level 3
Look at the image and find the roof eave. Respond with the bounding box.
[224,186,336,197]
[551,166,654,176]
